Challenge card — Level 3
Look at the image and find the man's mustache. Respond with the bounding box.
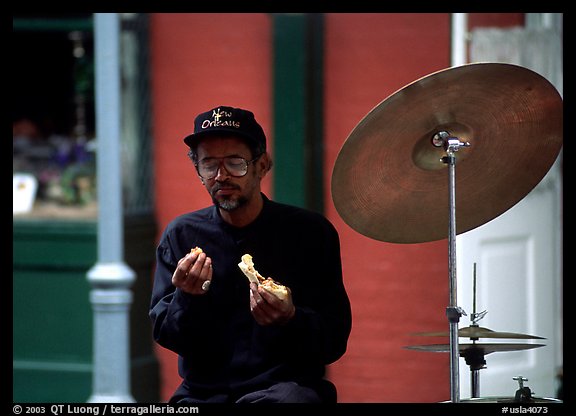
[211,183,241,194]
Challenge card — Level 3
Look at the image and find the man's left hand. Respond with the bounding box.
[249,282,296,326]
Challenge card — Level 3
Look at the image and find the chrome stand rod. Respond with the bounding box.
[447,154,461,403]
[433,131,470,403]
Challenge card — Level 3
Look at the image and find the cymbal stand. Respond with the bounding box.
[462,344,486,398]
[469,262,487,398]
[470,263,488,327]
[432,131,470,402]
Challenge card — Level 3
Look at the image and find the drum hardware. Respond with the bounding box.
[436,128,468,403]
[413,264,544,340]
[410,264,546,398]
[463,262,481,397]
[512,376,533,402]
[331,63,563,402]
[464,345,485,398]
[448,397,562,403]
[470,263,487,327]
[409,329,546,399]
[405,343,545,396]
[453,376,563,403]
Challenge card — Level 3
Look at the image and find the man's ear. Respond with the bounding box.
[258,152,273,178]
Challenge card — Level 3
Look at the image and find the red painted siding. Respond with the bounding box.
[150,13,273,234]
[468,13,524,29]
[324,13,451,402]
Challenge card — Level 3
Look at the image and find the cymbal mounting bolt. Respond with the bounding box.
[432,130,470,154]
[432,131,450,147]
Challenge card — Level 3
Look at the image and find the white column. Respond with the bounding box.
[451,13,468,67]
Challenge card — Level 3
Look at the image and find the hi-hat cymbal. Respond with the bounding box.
[413,326,545,340]
[405,343,545,355]
[331,63,563,243]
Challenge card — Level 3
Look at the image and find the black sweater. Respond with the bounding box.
[149,195,352,399]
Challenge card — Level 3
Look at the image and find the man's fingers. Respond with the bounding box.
[173,251,212,295]
[174,250,202,278]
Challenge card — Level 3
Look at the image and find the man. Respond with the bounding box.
[149,106,352,403]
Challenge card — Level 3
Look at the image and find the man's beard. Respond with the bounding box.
[214,195,248,211]
[210,183,247,211]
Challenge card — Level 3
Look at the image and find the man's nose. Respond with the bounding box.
[214,162,231,180]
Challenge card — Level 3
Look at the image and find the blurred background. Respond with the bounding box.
[13,13,562,403]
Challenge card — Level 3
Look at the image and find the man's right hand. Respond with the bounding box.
[172,250,212,295]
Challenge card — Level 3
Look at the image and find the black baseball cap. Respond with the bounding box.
[183,106,266,150]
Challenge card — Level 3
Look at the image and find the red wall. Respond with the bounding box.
[324,13,451,402]
[149,12,524,403]
[468,12,524,29]
[150,13,273,230]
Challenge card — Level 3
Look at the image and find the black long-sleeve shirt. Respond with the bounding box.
[149,194,352,400]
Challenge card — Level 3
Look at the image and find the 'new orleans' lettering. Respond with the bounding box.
[201,119,241,129]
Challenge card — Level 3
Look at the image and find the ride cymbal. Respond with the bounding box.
[413,326,545,340]
[331,63,563,243]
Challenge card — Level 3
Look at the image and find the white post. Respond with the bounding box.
[87,12,136,403]
[451,13,468,67]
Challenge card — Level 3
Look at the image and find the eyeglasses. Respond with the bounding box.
[195,155,262,179]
